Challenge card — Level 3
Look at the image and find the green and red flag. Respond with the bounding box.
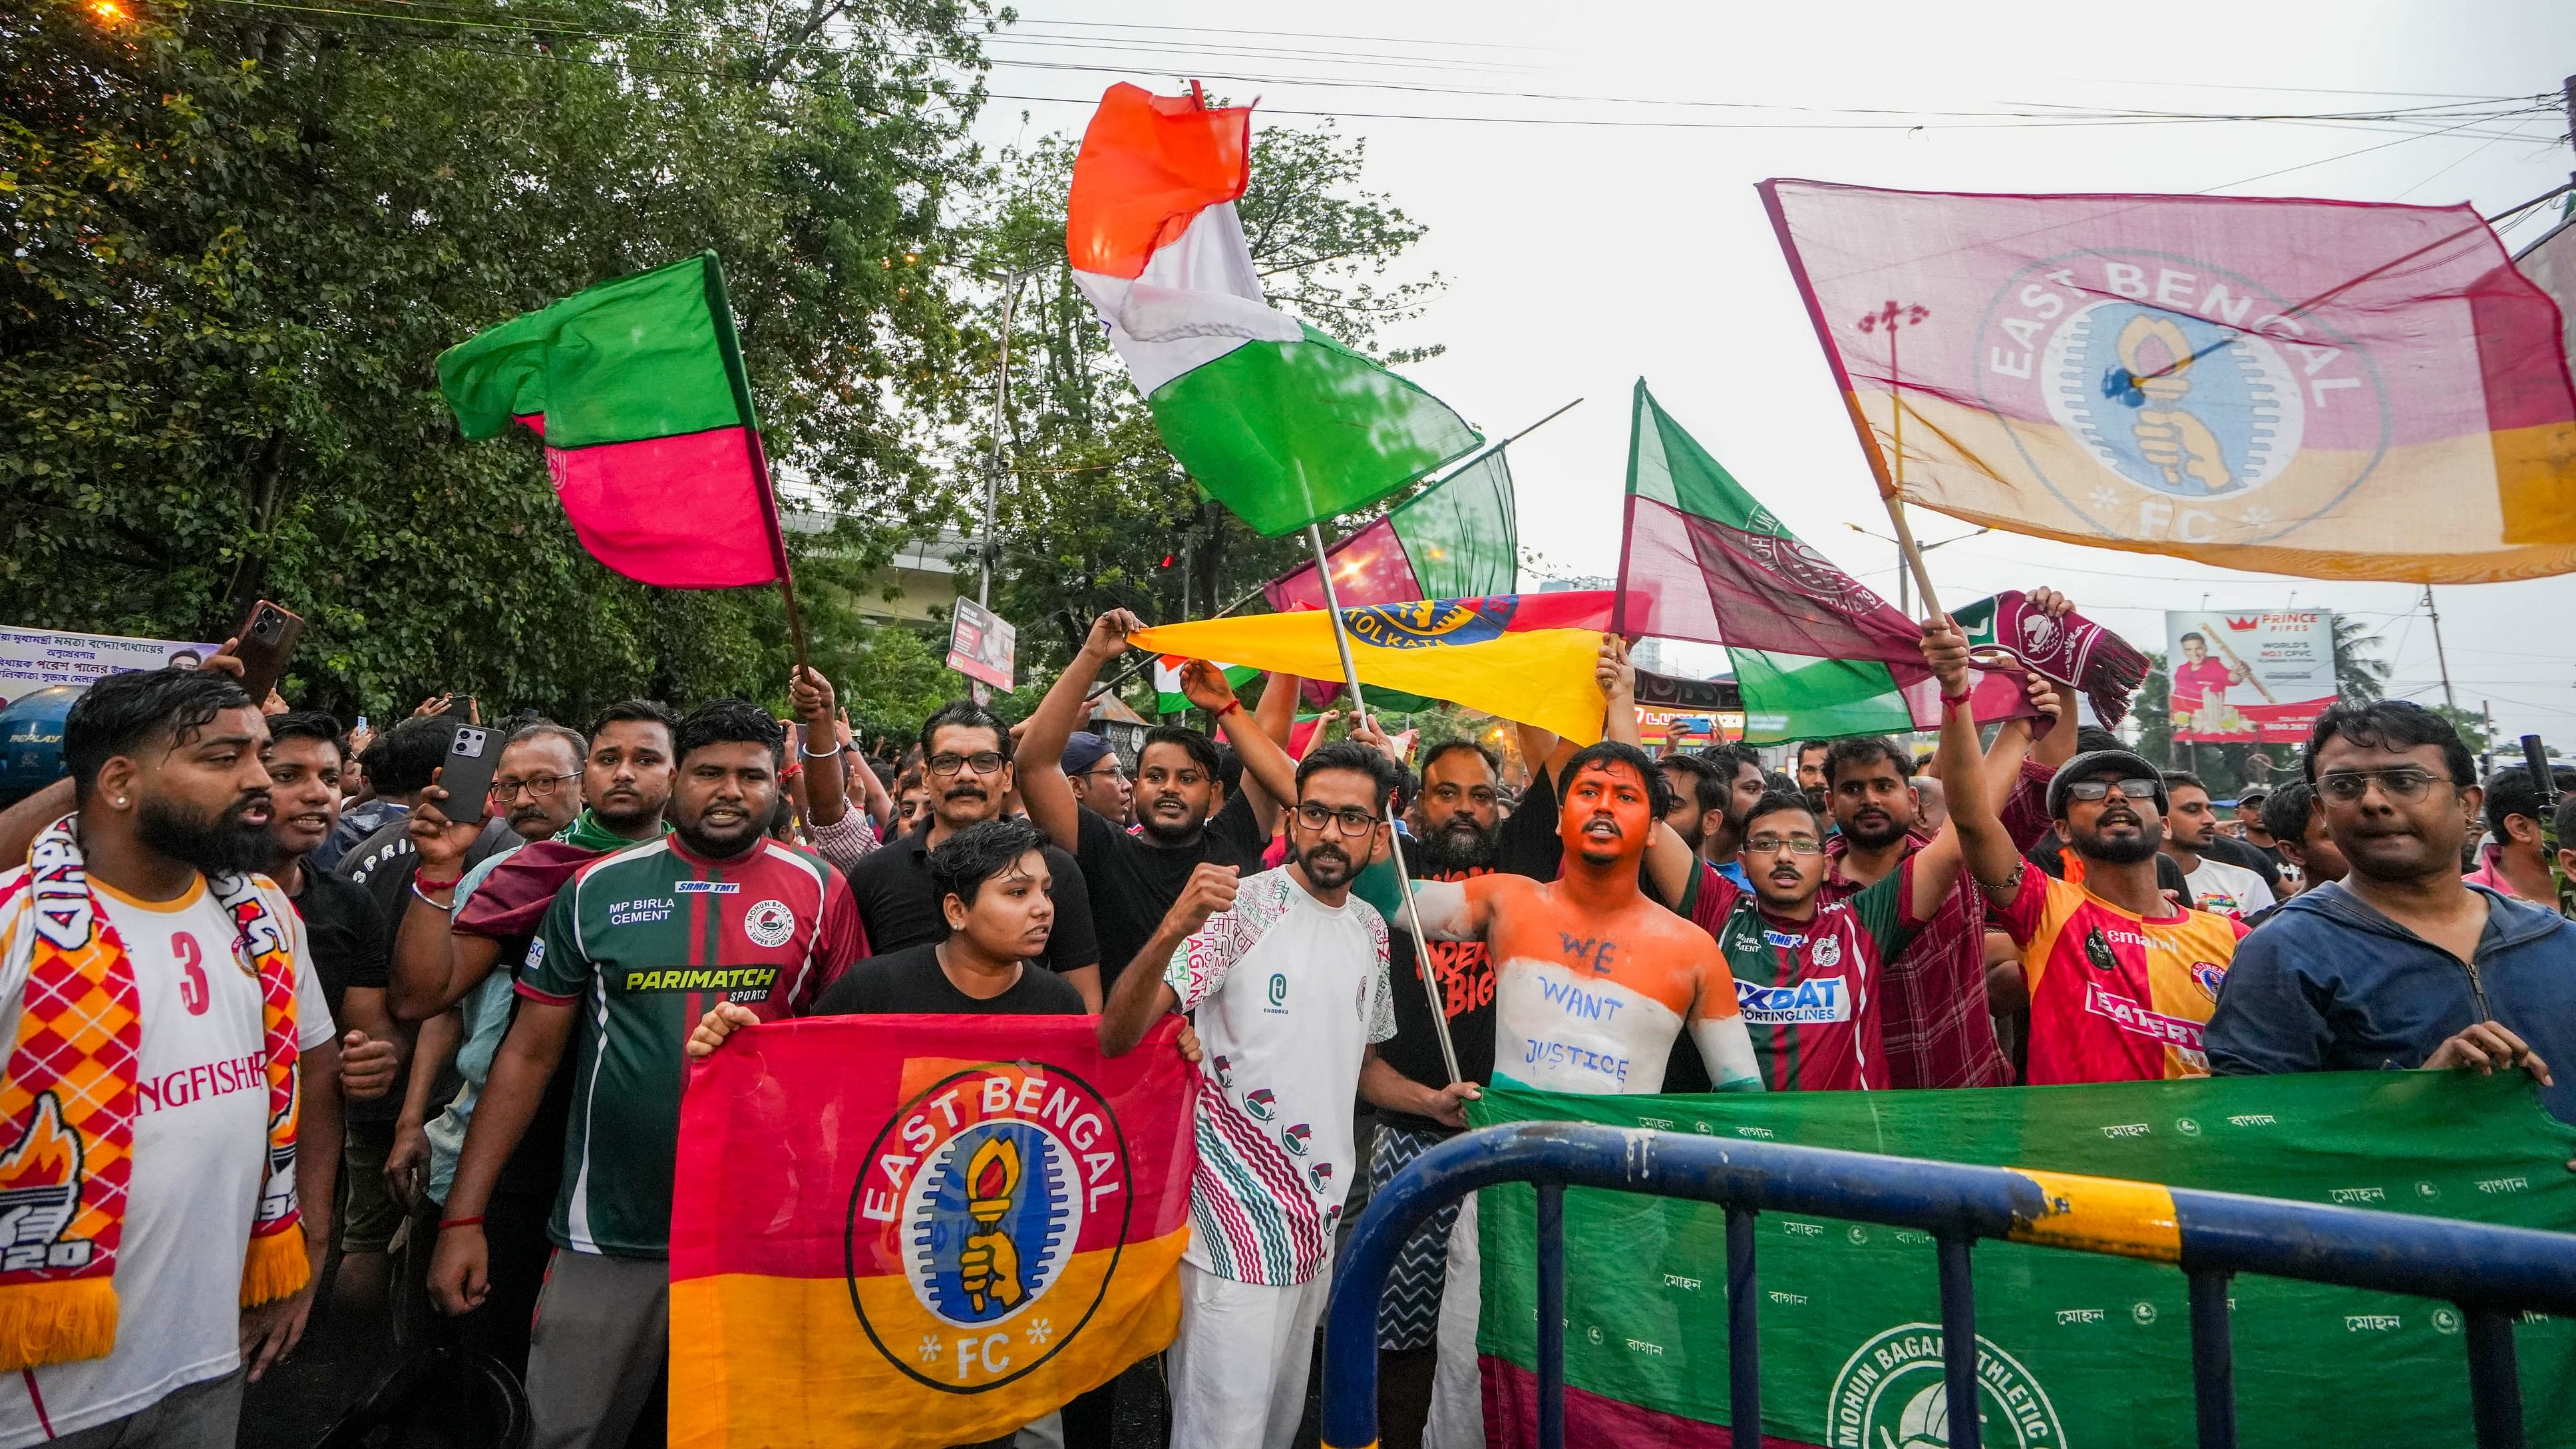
[1066,83,1482,537]
[1472,1072,2576,1448]
[437,253,786,588]
[1151,656,1260,718]
[1264,447,1519,612]
[1614,379,2030,741]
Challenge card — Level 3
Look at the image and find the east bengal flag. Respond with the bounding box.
[1761,180,2576,583]
[1131,592,1617,745]
[669,1016,1198,1448]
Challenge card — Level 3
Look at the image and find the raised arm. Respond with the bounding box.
[1923,616,2024,891]
[1182,661,1294,836]
[789,666,848,828]
[1019,610,1145,852]
[1099,863,1236,1058]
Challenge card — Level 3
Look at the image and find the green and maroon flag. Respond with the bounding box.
[1264,447,1518,614]
[1472,1072,2576,1448]
[1614,379,2030,741]
[437,253,787,588]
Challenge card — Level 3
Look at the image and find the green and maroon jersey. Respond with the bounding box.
[1700,860,1917,1092]
[518,835,864,1256]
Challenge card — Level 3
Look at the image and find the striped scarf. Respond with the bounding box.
[0,815,305,1370]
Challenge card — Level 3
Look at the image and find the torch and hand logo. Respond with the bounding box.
[958,1135,1025,1315]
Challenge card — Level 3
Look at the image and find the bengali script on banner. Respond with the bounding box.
[669,1014,1198,1449]
[1473,1072,2576,1449]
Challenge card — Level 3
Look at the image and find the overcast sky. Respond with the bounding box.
[977,1,2576,748]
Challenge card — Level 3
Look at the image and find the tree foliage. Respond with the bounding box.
[3,0,992,721]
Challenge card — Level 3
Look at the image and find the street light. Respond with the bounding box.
[1843,522,1988,617]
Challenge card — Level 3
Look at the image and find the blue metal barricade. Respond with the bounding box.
[1318,1120,2576,1449]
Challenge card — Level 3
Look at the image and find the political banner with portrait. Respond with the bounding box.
[2165,608,2336,743]
[0,626,222,708]
[669,1014,1196,1449]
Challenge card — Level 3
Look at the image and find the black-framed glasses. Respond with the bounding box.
[490,772,580,800]
[1295,802,1380,836]
[2064,778,2159,803]
[1744,834,1823,856]
[927,751,1008,777]
[2317,768,2449,804]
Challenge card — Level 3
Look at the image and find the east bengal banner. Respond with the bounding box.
[1760,180,2576,583]
[670,1016,1198,1448]
[1472,1072,2576,1448]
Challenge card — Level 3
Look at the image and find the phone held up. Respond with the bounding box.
[229,600,305,702]
[439,724,503,827]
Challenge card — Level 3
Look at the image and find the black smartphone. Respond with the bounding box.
[436,694,478,721]
[230,600,305,701]
[438,723,502,826]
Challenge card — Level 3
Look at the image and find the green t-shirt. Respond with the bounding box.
[518,834,865,1255]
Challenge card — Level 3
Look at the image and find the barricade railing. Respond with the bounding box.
[1319,1121,2576,1449]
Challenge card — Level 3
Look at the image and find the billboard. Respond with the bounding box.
[2166,610,2335,743]
[944,598,1015,692]
[2,626,222,710]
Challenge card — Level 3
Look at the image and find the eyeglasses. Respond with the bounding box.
[1078,763,1129,781]
[1743,834,1823,856]
[490,771,580,801]
[927,751,1007,777]
[2064,778,2159,803]
[2317,768,2450,804]
[1294,802,1380,836]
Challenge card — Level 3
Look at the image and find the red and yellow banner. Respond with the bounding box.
[669,1015,1198,1448]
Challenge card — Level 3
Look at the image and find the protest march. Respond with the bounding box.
[11,7,2576,1449]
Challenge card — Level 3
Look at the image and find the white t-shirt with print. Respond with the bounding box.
[2184,857,2276,919]
[0,872,336,1446]
[1165,867,1392,1287]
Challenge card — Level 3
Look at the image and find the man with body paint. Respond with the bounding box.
[1401,737,1759,1449]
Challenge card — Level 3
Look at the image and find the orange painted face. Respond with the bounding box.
[1559,760,1655,873]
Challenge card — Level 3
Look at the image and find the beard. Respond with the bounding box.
[1136,803,1204,845]
[1291,837,1358,891]
[138,793,272,877]
[2072,814,2164,865]
[1841,806,1909,851]
[1411,818,1499,875]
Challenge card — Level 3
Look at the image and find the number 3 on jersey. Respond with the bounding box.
[172,931,209,1016]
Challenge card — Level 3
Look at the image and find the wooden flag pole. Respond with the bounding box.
[703,249,814,677]
[1879,306,1944,621]
[1305,521,1461,1086]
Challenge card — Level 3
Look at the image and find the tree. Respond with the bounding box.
[952,116,1451,690]
[3,0,992,721]
[2333,615,2391,704]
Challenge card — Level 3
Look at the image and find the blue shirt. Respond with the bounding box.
[425,845,522,1203]
[2207,882,2576,1123]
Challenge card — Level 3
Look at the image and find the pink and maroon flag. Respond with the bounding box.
[437,254,787,588]
[1761,180,2576,583]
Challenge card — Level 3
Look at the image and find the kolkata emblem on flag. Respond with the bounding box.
[1827,1323,2064,1449]
[853,1063,1129,1391]
[1342,597,1513,650]
[1974,257,2390,538]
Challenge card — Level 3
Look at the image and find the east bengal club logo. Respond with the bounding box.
[1342,598,1513,650]
[1972,250,2391,546]
[847,1064,1131,1392]
[1828,1323,2064,1448]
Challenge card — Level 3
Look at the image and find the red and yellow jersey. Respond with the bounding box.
[1991,870,2247,1084]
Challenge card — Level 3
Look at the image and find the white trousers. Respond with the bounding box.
[1167,1249,1337,1449]
[1423,1191,1484,1449]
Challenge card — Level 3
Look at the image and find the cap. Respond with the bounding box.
[2046,749,2170,819]
[1061,731,1115,775]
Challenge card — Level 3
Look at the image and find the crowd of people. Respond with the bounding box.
[0,584,2571,1449]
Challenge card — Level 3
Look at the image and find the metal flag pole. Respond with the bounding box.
[1305,521,1461,1085]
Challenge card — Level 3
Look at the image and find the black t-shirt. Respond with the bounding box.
[1076,790,1268,990]
[336,813,514,924]
[808,942,1087,1016]
[289,857,397,1125]
[1377,789,1566,1135]
[844,826,1101,974]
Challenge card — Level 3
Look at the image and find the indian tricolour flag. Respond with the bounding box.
[1067,83,1482,537]
[1153,656,1259,718]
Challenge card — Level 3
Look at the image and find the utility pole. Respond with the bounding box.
[2485,700,2498,782]
[2426,586,2459,715]
[978,271,1029,608]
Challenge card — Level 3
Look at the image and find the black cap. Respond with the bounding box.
[2047,749,2170,819]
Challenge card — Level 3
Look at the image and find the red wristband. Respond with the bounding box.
[1940,690,1972,708]
[439,1215,484,1231]
[1216,700,1242,718]
[415,873,461,891]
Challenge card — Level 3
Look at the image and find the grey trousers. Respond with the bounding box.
[525,1249,669,1449]
[45,1368,242,1449]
